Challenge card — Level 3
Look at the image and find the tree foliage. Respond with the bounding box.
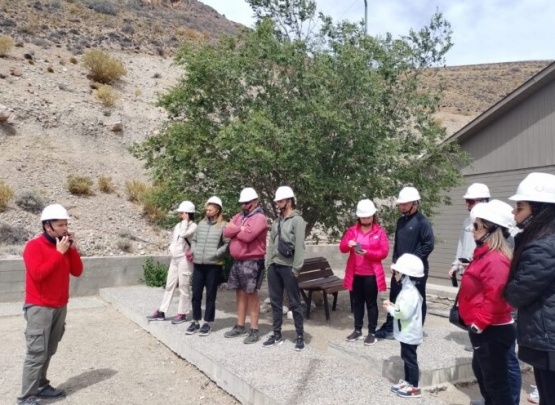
[131,0,469,239]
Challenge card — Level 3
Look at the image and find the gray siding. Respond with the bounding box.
[463,79,555,174]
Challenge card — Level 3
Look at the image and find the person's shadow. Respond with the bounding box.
[43,368,117,402]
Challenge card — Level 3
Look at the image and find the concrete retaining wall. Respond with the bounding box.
[0,245,346,303]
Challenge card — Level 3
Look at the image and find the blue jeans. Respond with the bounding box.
[507,341,521,405]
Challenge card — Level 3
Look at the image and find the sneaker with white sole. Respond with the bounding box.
[390,379,409,393]
[146,310,165,321]
[396,384,421,398]
[528,385,539,404]
[186,321,200,335]
[199,323,211,336]
[262,334,283,348]
[171,314,187,324]
[364,334,377,346]
[346,330,363,342]
[295,335,305,352]
[17,398,40,405]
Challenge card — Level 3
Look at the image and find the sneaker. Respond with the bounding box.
[171,314,187,324]
[17,398,40,405]
[364,334,377,346]
[146,310,165,321]
[375,328,394,340]
[199,323,211,336]
[295,335,305,352]
[243,329,260,345]
[346,330,363,342]
[528,385,539,404]
[37,384,65,398]
[391,379,409,393]
[186,321,200,335]
[396,384,421,398]
[224,324,247,338]
[262,334,283,348]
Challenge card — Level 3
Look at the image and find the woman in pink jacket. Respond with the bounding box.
[340,199,389,346]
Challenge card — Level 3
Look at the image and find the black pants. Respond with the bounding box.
[400,342,419,387]
[191,264,221,322]
[267,264,303,336]
[382,273,428,331]
[352,275,378,334]
[535,367,555,405]
[469,324,515,405]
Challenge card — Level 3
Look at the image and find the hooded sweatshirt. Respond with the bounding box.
[387,275,423,345]
[265,210,306,274]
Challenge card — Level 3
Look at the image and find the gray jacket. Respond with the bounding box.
[191,218,229,265]
[265,210,306,274]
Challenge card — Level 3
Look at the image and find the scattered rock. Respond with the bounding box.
[9,67,22,77]
[111,121,123,132]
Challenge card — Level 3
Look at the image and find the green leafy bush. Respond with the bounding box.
[142,257,168,287]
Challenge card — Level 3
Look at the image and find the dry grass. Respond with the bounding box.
[98,176,115,193]
[82,49,127,84]
[95,84,119,107]
[67,175,94,196]
[0,181,14,212]
[0,35,14,57]
[125,180,148,203]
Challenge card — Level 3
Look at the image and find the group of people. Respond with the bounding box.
[16,173,555,405]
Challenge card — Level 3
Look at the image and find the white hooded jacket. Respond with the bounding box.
[169,220,197,258]
[386,276,423,345]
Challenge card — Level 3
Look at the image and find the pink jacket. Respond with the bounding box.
[339,222,389,292]
[223,208,268,260]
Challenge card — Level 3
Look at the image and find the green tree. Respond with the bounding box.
[132,0,468,238]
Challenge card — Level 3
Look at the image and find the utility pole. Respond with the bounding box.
[364,0,368,34]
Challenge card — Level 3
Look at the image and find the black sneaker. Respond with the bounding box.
[346,330,363,342]
[17,398,40,405]
[199,323,211,336]
[375,327,394,340]
[171,314,187,324]
[37,384,65,398]
[262,334,283,348]
[295,335,305,352]
[364,333,377,346]
[224,324,247,338]
[243,329,260,345]
[186,321,200,335]
[146,310,165,321]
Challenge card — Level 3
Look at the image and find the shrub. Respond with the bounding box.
[0,35,14,57]
[15,191,45,214]
[69,56,78,64]
[142,200,166,224]
[85,1,117,16]
[82,49,126,84]
[67,175,94,196]
[125,180,147,203]
[0,222,31,245]
[95,84,118,107]
[142,257,168,287]
[0,181,14,212]
[98,176,115,193]
[116,237,132,252]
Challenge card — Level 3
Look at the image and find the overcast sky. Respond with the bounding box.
[199,0,554,66]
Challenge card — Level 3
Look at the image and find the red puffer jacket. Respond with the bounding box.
[339,222,389,292]
[459,244,513,331]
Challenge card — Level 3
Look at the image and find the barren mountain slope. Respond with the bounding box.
[0,0,552,258]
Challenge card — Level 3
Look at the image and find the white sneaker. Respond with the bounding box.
[390,379,408,393]
[528,385,539,404]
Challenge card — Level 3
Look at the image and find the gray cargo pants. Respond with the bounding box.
[18,305,67,401]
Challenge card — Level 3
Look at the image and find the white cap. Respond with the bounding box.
[391,254,425,278]
[274,186,295,202]
[396,187,421,204]
[40,204,70,221]
[206,196,223,209]
[470,199,516,229]
[356,199,377,217]
[239,188,258,203]
[463,183,491,199]
[176,200,195,213]
[509,172,555,203]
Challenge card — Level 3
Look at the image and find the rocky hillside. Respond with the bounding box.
[0,0,552,258]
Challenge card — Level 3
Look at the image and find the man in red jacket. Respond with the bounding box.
[223,188,268,344]
[17,204,83,405]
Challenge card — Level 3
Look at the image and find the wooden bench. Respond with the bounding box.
[297,256,347,321]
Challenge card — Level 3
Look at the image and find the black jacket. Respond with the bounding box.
[505,235,555,356]
[392,211,434,271]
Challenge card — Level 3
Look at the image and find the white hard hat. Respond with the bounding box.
[176,200,195,213]
[238,187,259,203]
[396,187,421,204]
[463,183,491,199]
[356,199,377,217]
[509,172,555,204]
[206,196,223,209]
[391,254,425,278]
[470,200,516,229]
[40,204,70,221]
[274,186,295,202]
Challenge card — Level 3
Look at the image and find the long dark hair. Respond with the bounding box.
[506,202,555,285]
